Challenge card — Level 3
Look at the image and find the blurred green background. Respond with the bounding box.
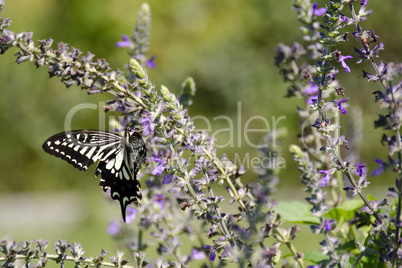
[0,0,401,263]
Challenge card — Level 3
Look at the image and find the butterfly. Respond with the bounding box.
[42,120,147,222]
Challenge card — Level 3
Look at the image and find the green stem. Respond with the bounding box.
[138,229,143,251]
[170,145,235,247]
[203,148,246,211]
[208,187,236,248]
[203,145,305,265]
[157,222,184,265]
[274,229,305,268]
[326,136,382,223]
[387,79,402,266]
[334,110,346,203]
[314,32,381,222]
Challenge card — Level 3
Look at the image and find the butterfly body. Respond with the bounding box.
[42,122,146,222]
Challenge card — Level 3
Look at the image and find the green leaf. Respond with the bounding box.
[336,240,358,251]
[303,251,328,263]
[275,201,320,224]
[325,199,364,221]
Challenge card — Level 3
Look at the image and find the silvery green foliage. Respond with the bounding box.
[0,240,125,268]
[276,0,402,266]
[0,0,301,267]
[1,0,402,267]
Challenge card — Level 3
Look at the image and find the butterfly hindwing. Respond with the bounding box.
[96,131,147,221]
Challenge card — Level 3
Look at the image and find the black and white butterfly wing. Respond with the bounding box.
[43,128,147,222]
[42,130,122,171]
[96,132,146,221]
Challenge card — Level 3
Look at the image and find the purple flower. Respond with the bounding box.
[312,117,331,129]
[304,81,318,94]
[309,97,318,105]
[151,154,166,175]
[152,154,163,163]
[361,0,368,5]
[204,245,216,262]
[361,199,387,214]
[140,117,154,136]
[336,98,350,114]
[312,2,326,16]
[125,207,137,223]
[303,81,319,104]
[388,186,398,199]
[319,170,331,187]
[115,35,131,48]
[324,221,331,232]
[107,220,121,235]
[162,173,173,184]
[324,220,336,232]
[146,55,156,68]
[338,55,353,73]
[88,89,101,94]
[329,69,339,80]
[191,249,206,260]
[115,100,126,112]
[155,194,165,211]
[340,15,349,23]
[152,163,166,175]
[209,251,216,262]
[371,158,385,176]
[356,164,366,177]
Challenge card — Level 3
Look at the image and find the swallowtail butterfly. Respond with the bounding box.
[42,121,147,222]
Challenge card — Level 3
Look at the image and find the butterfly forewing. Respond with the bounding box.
[42,125,147,222]
[42,130,122,171]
